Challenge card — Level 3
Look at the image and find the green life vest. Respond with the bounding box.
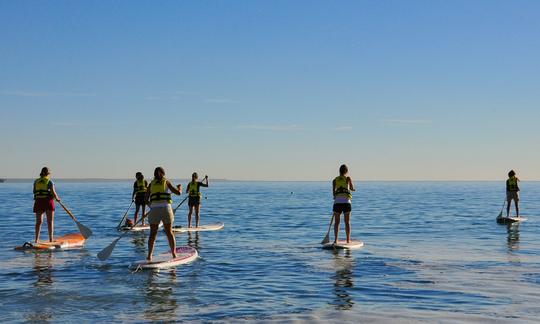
[34,176,52,199]
[334,176,352,199]
[149,179,172,203]
[187,181,201,197]
[135,179,148,194]
[507,176,519,192]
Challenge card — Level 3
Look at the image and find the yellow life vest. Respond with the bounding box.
[507,176,519,192]
[188,181,201,197]
[334,176,352,199]
[149,179,172,204]
[134,179,147,194]
[34,176,52,199]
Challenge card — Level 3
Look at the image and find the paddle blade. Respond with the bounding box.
[97,238,120,261]
[321,234,330,244]
[76,221,93,239]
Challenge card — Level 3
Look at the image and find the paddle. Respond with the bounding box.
[97,196,189,261]
[58,201,93,239]
[497,199,506,218]
[321,213,335,244]
[116,200,135,230]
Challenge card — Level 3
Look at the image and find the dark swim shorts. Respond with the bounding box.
[333,203,351,213]
[188,196,201,207]
[135,193,146,206]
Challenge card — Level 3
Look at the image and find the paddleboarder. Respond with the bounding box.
[332,164,355,244]
[186,172,209,228]
[145,167,182,261]
[506,170,520,218]
[131,172,148,226]
[33,167,61,243]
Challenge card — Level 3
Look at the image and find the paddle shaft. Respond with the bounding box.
[321,213,335,244]
[116,200,135,229]
[58,201,79,222]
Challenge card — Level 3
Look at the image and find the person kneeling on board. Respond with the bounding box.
[145,167,182,261]
[506,170,520,218]
[186,172,209,228]
[333,164,355,244]
[33,167,61,243]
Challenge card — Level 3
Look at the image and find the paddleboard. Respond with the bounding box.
[119,223,163,232]
[14,233,86,251]
[172,222,224,233]
[130,246,198,270]
[497,216,528,224]
[322,239,364,250]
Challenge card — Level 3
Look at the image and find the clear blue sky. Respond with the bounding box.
[1,1,539,180]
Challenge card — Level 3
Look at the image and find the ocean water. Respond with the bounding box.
[1,181,540,323]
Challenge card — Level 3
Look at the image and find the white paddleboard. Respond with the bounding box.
[172,222,224,233]
[130,246,198,270]
[119,223,163,232]
[497,216,528,224]
[322,239,364,250]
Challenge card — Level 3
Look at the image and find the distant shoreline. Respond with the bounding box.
[1,178,538,183]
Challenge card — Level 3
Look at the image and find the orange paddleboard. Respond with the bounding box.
[14,233,86,251]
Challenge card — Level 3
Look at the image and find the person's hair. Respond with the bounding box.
[192,172,198,181]
[339,164,348,176]
[154,167,165,180]
[136,172,143,179]
[508,170,516,177]
[40,167,50,177]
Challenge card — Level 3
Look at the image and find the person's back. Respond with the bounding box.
[506,170,520,218]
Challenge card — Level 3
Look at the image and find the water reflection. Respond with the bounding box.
[143,270,179,321]
[131,232,147,253]
[506,223,520,251]
[33,252,53,287]
[187,232,200,250]
[331,250,355,310]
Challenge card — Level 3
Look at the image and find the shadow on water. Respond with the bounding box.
[131,232,147,253]
[506,223,520,252]
[331,249,356,310]
[33,252,54,287]
[187,232,200,250]
[143,270,179,321]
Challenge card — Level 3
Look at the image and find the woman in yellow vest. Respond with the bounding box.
[33,167,61,243]
[506,170,520,218]
[131,172,148,226]
[145,167,182,261]
[332,164,355,244]
[186,172,209,228]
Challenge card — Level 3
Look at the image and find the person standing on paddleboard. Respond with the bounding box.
[145,167,182,261]
[33,167,61,243]
[506,170,520,218]
[186,172,209,228]
[333,164,355,244]
[131,172,148,226]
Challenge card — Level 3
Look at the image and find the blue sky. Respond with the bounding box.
[1,1,539,180]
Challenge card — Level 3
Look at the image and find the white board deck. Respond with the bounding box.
[120,223,163,232]
[497,216,528,223]
[172,222,224,233]
[322,239,364,250]
[130,246,198,269]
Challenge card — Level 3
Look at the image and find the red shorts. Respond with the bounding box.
[33,198,55,213]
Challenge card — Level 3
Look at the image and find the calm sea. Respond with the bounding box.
[1,181,539,322]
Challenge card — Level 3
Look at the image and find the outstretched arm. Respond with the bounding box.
[51,184,61,202]
[167,181,182,195]
[348,177,355,192]
[201,175,209,187]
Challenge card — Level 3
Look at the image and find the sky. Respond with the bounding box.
[1,0,539,181]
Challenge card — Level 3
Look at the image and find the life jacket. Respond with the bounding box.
[34,176,52,199]
[506,176,519,192]
[187,181,201,197]
[334,176,352,200]
[134,179,148,194]
[149,178,172,204]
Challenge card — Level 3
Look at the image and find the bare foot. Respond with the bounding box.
[172,253,177,259]
[146,256,152,262]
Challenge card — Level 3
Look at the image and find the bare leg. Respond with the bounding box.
[141,205,146,225]
[195,205,201,228]
[187,206,193,228]
[35,212,43,243]
[515,200,519,218]
[163,223,177,258]
[344,212,351,243]
[134,205,140,224]
[507,199,511,217]
[147,224,159,261]
[46,210,54,242]
[333,212,341,244]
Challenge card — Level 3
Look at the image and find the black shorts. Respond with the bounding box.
[135,193,146,206]
[188,196,201,207]
[333,203,351,213]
